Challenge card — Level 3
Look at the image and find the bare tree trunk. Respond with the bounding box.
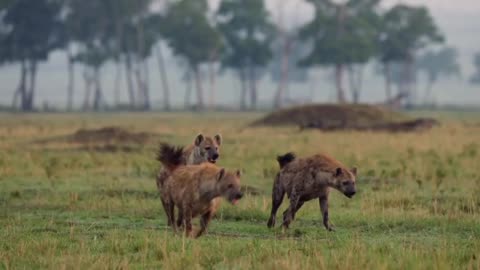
[274,36,292,109]
[184,69,193,109]
[308,77,315,101]
[403,58,414,107]
[193,64,204,111]
[135,7,147,110]
[92,67,103,111]
[134,59,150,110]
[83,68,93,111]
[113,60,122,107]
[335,63,346,103]
[113,2,124,108]
[347,65,355,103]
[125,54,136,109]
[347,64,364,104]
[410,58,418,106]
[239,68,247,111]
[155,44,170,111]
[24,60,37,111]
[248,64,257,110]
[11,88,20,109]
[423,80,434,104]
[67,48,75,111]
[384,62,392,103]
[143,59,151,110]
[207,54,217,111]
[14,61,27,110]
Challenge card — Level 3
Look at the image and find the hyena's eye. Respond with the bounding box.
[342,181,349,186]
[227,184,234,189]
[205,147,211,151]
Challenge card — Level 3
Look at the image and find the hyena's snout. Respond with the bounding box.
[344,186,356,198]
[341,180,356,198]
[345,190,356,198]
[229,191,243,205]
[207,149,220,163]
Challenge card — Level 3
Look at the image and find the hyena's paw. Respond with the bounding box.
[267,217,275,228]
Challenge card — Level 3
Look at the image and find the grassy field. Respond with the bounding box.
[0,111,479,269]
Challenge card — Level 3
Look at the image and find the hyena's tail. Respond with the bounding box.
[157,143,185,172]
[276,152,296,169]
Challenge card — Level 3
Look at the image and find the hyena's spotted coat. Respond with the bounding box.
[267,152,357,231]
[156,133,222,190]
[157,144,243,238]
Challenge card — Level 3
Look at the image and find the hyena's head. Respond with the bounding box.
[194,134,222,164]
[332,167,357,198]
[215,168,243,205]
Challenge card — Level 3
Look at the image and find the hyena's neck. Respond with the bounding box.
[314,170,334,187]
[198,180,221,202]
[187,147,203,165]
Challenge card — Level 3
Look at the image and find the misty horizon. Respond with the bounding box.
[1,0,479,109]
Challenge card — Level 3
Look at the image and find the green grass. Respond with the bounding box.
[0,112,479,269]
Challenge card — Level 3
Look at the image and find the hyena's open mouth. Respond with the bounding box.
[344,192,356,198]
[208,159,217,164]
[229,193,243,205]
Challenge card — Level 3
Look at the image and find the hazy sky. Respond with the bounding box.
[0,0,479,109]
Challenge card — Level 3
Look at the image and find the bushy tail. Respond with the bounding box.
[277,152,296,169]
[156,143,185,172]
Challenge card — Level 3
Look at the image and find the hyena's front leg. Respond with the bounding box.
[182,207,194,237]
[164,198,176,231]
[319,196,333,231]
[176,208,184,228]
[160,196,171,226]
[195,211,213,238]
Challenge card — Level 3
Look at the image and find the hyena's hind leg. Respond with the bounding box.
[162,197,176,231]
[176,208,184,228]
[282,190,300,229]
[267,174,285,228]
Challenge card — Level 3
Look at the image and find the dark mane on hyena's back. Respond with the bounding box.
[157,143,185,172]
[277,152,296,169]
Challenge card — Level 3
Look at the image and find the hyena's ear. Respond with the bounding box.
[334,168,342,177]
[217,168,226,182]
[194,134,205,146]
[235,169,242,178]
[214,134,222,146]
[351,167,358,176]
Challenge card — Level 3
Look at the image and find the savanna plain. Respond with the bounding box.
[0,111,479,269]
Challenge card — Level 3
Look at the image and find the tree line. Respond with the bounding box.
[0,0,477,112]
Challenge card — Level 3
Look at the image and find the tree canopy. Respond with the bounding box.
[217,0,275,109]
[1,0,63,111]
[299,0,380,103]
[379,4,444,63]
[0,0,459,111]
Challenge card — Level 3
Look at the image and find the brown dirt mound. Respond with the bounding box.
[71,126,152,145]
[251,104,409,128]
[301,117,440,133]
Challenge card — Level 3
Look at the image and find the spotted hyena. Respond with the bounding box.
[156,133,222,189]
[157,143,243,238]
[155,134,222,226]
[267,152,357,231]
